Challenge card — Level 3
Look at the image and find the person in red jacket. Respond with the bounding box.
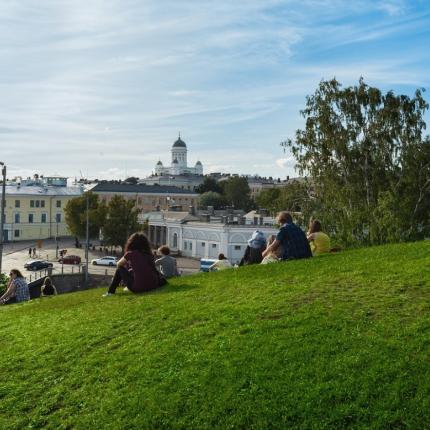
[103,232,161,296]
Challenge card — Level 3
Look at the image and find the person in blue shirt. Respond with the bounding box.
[262,211,312,261]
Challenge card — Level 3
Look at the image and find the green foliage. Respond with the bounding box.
[221,176,253,210]
[101,195,140,251]
[1,241,430,429]
[195,177,223,194]
[64,192,107,239]
[0,273,9,296]
[198,191,226,209]
[283,78,430,246]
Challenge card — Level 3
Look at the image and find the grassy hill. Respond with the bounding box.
[1,241,430,429]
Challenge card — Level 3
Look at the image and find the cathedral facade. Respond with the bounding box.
[154,135,203,176]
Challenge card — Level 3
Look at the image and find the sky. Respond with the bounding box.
[1,0,430,181]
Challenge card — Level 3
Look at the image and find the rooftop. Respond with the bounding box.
[92,182,197,195]
[5,185,83,196]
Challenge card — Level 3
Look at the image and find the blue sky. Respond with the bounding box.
[1,0,429,180]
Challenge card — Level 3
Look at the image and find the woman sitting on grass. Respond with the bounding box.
[307,219,331,256]
[0,269,30,305]
[103,232,161,296]
[261,235,283,264]
[155,245,180,278]
[209,253,232,271]
[41,277,58,297]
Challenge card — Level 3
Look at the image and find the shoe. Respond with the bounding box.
[102,292,114,297]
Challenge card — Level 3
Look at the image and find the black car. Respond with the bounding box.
[24,260,53,271]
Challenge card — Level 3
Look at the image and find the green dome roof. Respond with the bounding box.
[173,137,186,148]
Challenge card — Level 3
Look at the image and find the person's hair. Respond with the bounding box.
[267,234,277,246]
[10,269,24,278]
[124,232,152,255]
[308,219,322,234]
[158,245,170,255]
[218,253,226,260]
[276,211,293,225]
[43,277,52,287]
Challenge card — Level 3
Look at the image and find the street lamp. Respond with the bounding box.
[0,162,6,275]
[85,192,89,284]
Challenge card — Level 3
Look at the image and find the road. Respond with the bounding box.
[1,238,200,280]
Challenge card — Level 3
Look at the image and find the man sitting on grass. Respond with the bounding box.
[155,246,180,278]
[262,211,312,261]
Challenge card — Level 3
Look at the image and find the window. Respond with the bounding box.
[15,200,20,208]
[14,213,20,224]
[30,200,35,208]
[56,213,61,223]
[201,242,205,247]
[41,213,47,223]
[14,230,20,238]
[35,200,40,208]
[173,233,178,248]
[41,200,45,208]
[184,242,188,250]
[189,242,192,251]
[28,214,34,223]
[234,245,241,250]
[56,200,61,208]
[212,244,217,248]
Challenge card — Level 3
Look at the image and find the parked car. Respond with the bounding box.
[24,260,53,271]
[58,255,81,265]
[91,256,118,266]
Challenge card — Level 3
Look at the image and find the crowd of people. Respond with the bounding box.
[0,211,331,304]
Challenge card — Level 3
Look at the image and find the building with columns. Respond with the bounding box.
[145,211,277,264]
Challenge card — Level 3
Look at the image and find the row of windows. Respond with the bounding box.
[9,213,61,224]
[183,241,241,251]
[11,200,62,208]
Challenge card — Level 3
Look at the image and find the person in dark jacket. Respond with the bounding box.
[239,230,267,266]
[103,232,162,296]
[41,277,57,296]
[262,211,312,261]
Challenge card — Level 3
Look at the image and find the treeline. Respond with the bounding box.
[266,78,430,247]
[196,176,253,211]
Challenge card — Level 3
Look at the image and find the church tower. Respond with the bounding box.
[171,133,187,169]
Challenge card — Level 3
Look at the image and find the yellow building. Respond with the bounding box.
[3,181,82,241]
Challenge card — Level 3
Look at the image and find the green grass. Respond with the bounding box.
[1,242,430,429]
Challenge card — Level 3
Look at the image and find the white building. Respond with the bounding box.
[146,211,278,264]
[153,135,203,176]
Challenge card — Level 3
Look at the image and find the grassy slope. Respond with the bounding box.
[1,242,430,430]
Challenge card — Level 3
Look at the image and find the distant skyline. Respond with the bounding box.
[1,0,430,180]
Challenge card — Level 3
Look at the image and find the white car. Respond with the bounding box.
[91,256,118,266]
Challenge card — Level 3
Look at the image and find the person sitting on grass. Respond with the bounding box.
[307,219,331,256]
[262,211,312,261]
[0,269,30,305]
[103,232,162,296]
[155,245,180,278]
[261,235,283,264]
[209,253,232,271]
[239,230,267,266]
[41,277,58,297]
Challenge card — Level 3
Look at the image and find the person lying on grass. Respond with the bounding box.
[262,211,312,261]
[209,253,232,271]
[0,269,30,305]
[155,245,180,278]
[261,235,283,264]
[103,232,163,297]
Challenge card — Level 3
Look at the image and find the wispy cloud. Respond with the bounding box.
[0,0,429,179]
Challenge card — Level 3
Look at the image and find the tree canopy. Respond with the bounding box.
[283,78,430,246]
[64,192,107,239]
[198,191,226,210]
[195,177,223,194]
[221,176,253,211]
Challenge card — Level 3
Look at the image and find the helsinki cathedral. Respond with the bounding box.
[154,134,203,176]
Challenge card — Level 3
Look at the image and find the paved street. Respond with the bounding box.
[1,238,200,280]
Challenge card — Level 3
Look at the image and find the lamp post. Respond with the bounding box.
[85,192,89,284]
[0,162,6,274]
